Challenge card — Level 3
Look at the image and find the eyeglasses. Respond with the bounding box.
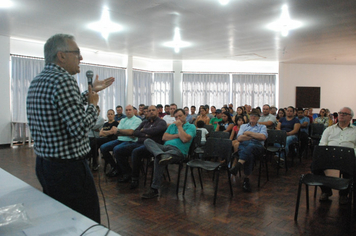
[63,49,81,57]
[338,112,351,116]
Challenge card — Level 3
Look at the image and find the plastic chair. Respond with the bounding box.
[294,146,355,221]
[210,131,230,139]
[265,129,287,175]
[204,124,215,134]
[183,138,233,205]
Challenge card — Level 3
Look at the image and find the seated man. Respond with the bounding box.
[209,109,222,130]
[314,107,356,204]
[142,108,196,199]
[275,106,301,167]
[229,109,267,192]
[297,108,310,155]
[184,106,193,123]
[258,104,277,130]
[115,105,126,123]
[115,105,167,189]
[100,105,142,177]
[163,103,177,126]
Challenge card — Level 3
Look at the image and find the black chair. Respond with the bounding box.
[204,124,215,134]
[265,129,287,175]
[210,131,230,139]
[309,123,325,147]
[183,138,233,205]
[294,146,355,221]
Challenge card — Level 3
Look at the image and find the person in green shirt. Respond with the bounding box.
[209,109,223,130]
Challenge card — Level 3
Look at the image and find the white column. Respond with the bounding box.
[126,55,133,106]
[173,60,182,107]
[0,36,11,145]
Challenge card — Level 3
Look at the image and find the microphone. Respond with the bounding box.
[86,70,94,87]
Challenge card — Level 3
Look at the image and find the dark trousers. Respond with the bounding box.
[238,140,264,176]
[86,137,113,166]
[36,156,100,223]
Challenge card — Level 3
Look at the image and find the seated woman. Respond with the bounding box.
[314,108,330,128]
[230,115,246,155]
[233,106,249,124]
[87,109,118,171]
[195,106,210,126]
[216,111,234,133]
[275,106,301,167]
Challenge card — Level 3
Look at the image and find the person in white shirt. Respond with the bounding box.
[163,103,177,126]
[258,104,277,130]
[315,106,356,204]
[196,120,209,145]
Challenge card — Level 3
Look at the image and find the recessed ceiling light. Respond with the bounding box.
[163,27,191,53]
[88,6,122,39]
[0,0,13,8]
[267,5,302,37]
[219,0,230,5]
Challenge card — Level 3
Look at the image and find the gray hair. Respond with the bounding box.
[341,107,354,118]
[44,34,75,64]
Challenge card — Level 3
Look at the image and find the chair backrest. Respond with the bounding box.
[194,129,202,147]
[204,124,215,134]
[202,138,232,162]
[209,131,230,139]
[266,129,287,147]
[310,123,325,138]
[312,146,355,176]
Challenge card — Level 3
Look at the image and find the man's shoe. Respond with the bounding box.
[159,154,173,165]
[229,162,242,176]
[141,188,159,199]
[92,164,99,171]
[319,192,332,201]
[118,175,131,183]
[130,180,139,189]
[243,178,251,192]
[107,169,119,177]
[339,195,350,205]
[279,160,285,169]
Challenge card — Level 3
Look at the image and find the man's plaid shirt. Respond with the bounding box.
[26,63,97,159]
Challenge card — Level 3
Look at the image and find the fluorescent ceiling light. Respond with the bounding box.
[164,27,191,53]
[88,7,122,39]
[267,5,302,37]
[219,0,230,5]
[0,0,13,8]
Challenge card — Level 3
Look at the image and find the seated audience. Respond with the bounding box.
[163,103,177,126]
[205,105,214,119]
[142,109,196,199]
[258,104,276,130]
[210,106,217,117]
[210,109,223,130]
[196,120,209,145]
[270,106,277,116]
[229,109,267,192]
[164,104,170,116]
[230,115,245,155]
[297,108,310,155]
[275,106,301,167]
[157,104,166,118]
[216,111,234,133]
[138,104,145,119]
[234,106,248,123]
[115,105,126,123]
[195,106,210,126]
[276,108,285,123]
[314,107,356,204]
[314,108,330,128]
[190,105,198,124]
[184,106,193,123]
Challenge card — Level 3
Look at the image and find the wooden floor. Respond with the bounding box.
[1,144,355,236]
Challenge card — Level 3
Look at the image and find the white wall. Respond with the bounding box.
[279,63,356,114]
[0,36,12,145]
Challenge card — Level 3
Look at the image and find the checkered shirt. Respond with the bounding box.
[26,63,97,160]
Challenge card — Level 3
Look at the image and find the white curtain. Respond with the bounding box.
[232,74,276,108]
[77,64,126,118]
[152,72,173,106]
[133,70,153,107]
[182,73,230,109]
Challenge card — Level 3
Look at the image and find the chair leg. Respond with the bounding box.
[265,156,269,181]
[306,185,309,210]
[198,168,203,189]
[227,169,233,197]
[166,166,171,182]
[294,181,303,221]
[176,164,182,195]
[313,186,317,198]
[284,149,288,171]
[213,170,220,205]
[258,158,262,188]
[183,164,189,196]
[144,157,150,187]
[190,167,196,188]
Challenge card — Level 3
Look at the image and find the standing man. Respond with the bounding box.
[142,109,196,198]
[163,103,177,126]
[26,34,114,223]
[258,104,277,130]
[115,105,167,188]
[229,109,267,192]
[316,107,356,204]
[115,105,126,123]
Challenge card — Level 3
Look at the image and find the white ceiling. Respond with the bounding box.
[1,0,356,64]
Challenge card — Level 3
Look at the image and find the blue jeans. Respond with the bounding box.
[238,140,264,176]
[144,139,184,189]
[36,156,100,223]
[114,142,143,176]
[274,135,298,160]
[100,139,125,169]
